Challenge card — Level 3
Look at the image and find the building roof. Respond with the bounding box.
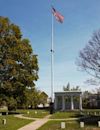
[55,91,82,96]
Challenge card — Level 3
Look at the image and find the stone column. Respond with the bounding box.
[71,96,74,110]
[62,95,65,111]
[79,94,82,110]
[54,96,57,110]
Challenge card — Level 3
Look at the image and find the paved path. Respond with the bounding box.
[15,114,39,120]
[17,115,51,130]
[15,114,78,130]
[15,114,100,130]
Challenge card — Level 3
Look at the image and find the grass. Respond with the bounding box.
[0,108,49,118]
[50,111,80,119]
[50,110,100,119]
[83,109,100,112]
[16,109,49,118]
[0,109,7,112]
[0,109,100,130]
[48,110,100,130]
[37,120,99,130]
[0,115,33,130]
[81,109,100,116]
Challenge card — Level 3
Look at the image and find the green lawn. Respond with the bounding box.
[37,120,99,130]
[0,109,100,130]
[0,109,7,112]
[50,111,80,119]
[0,115,33,130]
[0,109,49,118]
[50,110,100,119]
[83,109,100,112]
[16,109,49,118]
[47,110,100,130]
[81,109,100,116]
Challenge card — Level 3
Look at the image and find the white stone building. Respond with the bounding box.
[54,91,82,111]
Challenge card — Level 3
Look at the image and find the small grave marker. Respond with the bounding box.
[35,111,37,114]
[2,119,6,125]
[6,112,8,115]
[87,112,89,115]
[80,122,84,128]
[61,122,65,129]
[0,113,2,116]
[27,111,29,114]
[94,112,96,115]
[98,121,100,127]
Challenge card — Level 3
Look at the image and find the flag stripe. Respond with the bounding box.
[52,7,64,23]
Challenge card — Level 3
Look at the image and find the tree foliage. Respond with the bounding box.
[39,91,48,107]
[24,88,40,109]
[63,83,81,103]
[77,30,100,83]
[63,82,70,91]
[63,83,81,91]
[0,16,39,109]
[22,89,48,109]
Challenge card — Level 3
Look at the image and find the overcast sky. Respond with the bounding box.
[1,0,100,96]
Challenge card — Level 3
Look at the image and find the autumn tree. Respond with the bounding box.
[24,88,41,109]
[0,16,39,110]
[77,29,100,84]
[39,91,48,107]
[24,89,48,109]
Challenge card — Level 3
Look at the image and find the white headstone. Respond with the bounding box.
[80,122,84,128]
[6,112,8,115]
[61,122,65,129]
[2,119,6,125]
[94,112,96,115]
[98,121,100,127]
[27,111,29,114]
[35,111,37,114]
[87,112,89,115]
[0,113,2,116]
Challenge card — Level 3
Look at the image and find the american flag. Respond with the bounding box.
[52,7,64,23]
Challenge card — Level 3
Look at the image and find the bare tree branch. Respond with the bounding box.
[77,29,100,84]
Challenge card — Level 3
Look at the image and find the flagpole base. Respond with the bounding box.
[49,101,54,114]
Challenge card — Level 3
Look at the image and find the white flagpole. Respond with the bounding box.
[51,12,54,103]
